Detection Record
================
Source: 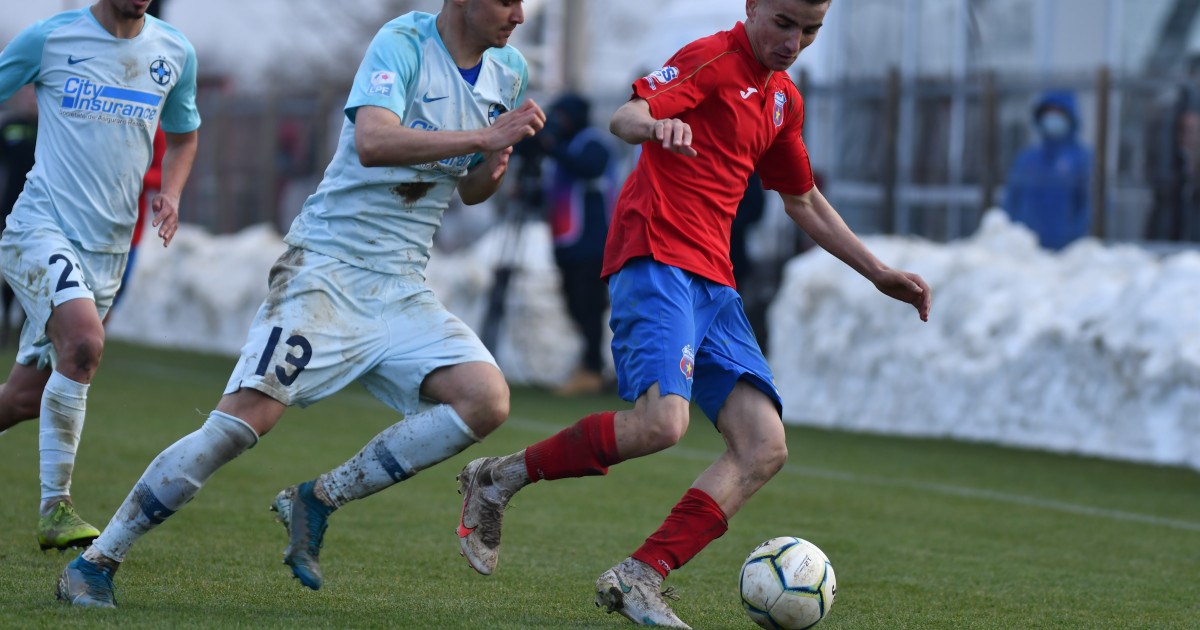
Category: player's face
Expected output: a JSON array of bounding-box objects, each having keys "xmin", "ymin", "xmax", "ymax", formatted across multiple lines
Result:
[
  {"xmin": 464, "ymin": 0, "xmax": 526, "ymax": 49},
  {"xmin": 103, "ymin": 0, "xmax": 152, "ymax": 20},
  {"xmin": 744, "ymin": 0, "xmax": 831, "ymax": 71}
]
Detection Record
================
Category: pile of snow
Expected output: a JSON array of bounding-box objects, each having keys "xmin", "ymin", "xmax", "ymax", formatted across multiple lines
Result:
[
  {"xmin": 107, "ymin": 211, "xmax": 1200, "ymax": 470},
  {"xmin": 106, "ymin": 224, "xmax": 288, "ymax": 356},
  {"xmin": 105, "ymin": 221, "xmax": 585, "ymax": 386},
  {"xmin": 769, "ymin": 210, "xmax": 1200, "ymax": 470}
]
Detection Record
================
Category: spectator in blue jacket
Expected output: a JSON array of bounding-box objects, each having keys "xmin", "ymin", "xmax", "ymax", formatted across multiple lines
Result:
[
  {"xmin": 540, "ymin": 93, "xmax": 619, "ymax": 395},
  {"xmin": 1004, "ymin": 90, "xmax": 1093, "ymax": 250}
]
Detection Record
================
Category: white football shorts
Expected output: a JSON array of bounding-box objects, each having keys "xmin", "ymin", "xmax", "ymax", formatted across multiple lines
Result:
[
  {"xmin": 0, "ymin": 223, "xmax": 126, "ymax": 370},
  {"xmin": 223, "ymin": 247, "xmax": 497, "ymax": 415}
]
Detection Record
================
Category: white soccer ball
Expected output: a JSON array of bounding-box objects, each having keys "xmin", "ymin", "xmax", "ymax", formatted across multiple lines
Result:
[{"xmin": 739, "ymin": 537, "xmax": 836, "ymax": 630}]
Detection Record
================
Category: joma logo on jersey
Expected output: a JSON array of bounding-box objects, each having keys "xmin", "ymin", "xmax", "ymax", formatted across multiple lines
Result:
[{"xmin": 60, "ymin": 77, "xmax": 161, "ymax": 120}]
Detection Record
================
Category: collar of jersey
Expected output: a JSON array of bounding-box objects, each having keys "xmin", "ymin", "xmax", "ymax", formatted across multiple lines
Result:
[{"xmin": 431, "ymin": 12, "xmax": 488, "ymax": 92}]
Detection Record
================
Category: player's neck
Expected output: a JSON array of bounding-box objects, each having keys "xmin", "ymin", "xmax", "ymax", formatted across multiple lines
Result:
[
  {"xmin": 435, "ymin": 11, "xmax": 486, "ymax": 70},
  {"xmin": 90, "ymin": 3, "xmax": 146, "ymax": 39}
]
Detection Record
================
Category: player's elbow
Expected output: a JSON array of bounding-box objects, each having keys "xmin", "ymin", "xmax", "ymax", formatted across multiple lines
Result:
[
  {"xmin": 457, "ymin": 180, "xmax": 490, "ymax": 206},
  {"xmin": 355, "ymin": 127, "xmax": 389, "ymax": 168},
  {"xmin": 458, "ymin": 190, "xmax": 485, "ymax": 206},
  {"xmin": 357, "ymin": 140, "xmax": 387, "ymax": 168},
  {"xmin": 608, "ymin": 110, "xmax": 640, "ymax": 145},
  {"xmin": 782, "ymin": 197, "xmax": 813, "ymax": 226}
]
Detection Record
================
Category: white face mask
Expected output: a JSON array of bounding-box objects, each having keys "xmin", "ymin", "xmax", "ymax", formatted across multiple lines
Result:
[{"xmin": 1039, "ymin": 110, "xmax": 1072, "ymax": 139}]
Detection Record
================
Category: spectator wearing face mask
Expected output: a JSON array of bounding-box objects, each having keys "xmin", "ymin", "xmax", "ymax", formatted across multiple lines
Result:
[{"xmin": 1003, "ymin": 90, "xmax": 1093, "ymax": 250}]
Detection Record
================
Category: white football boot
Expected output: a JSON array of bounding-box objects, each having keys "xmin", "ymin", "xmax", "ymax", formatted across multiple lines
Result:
[
  {"xmin": 456, "ymin": 457, "xmax": 514, "ymax": 575},
  {"xmin": 595, "ymin": 557, "xmax": 692, "ymax": 629}
]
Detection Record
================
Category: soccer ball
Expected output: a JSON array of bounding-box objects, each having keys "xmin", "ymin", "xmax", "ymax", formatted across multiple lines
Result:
[{"xmin": 739, "ymin": 537, "xmax": 836, "ymax": 630}]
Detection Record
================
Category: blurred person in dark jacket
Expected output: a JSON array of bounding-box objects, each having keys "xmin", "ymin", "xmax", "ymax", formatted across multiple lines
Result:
[
  {"xmin": 0, "ymin": 85, "xmax": 37, "ymax": 346},
  {"xmin": 1146, "ymin": 87, "xmax": 1200, "ymax": 242},
  {"xmin": 539, "ymin": 93, "xmax": 618, "ymax": 396},
  {"xmin": 1004, "ymin": 90, "xmax": 1092, "ymax": 250}
]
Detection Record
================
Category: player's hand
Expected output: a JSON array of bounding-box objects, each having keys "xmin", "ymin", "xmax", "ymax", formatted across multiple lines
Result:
[
  {"xmin": 872, "ymin": 269, "xmax": 931, "ymax": 322},
  {"xmin": 652, "ymin": 118, "xmax": 697, "ymax": 157},
  {"xmin": 483, "ymin": 146, "xmax": 514, "ymax": 181},
  {"xmin": 485, "ymin": 99, "xmax": 545, "ymax": 152},
  {"xmin": 151, "ymin": 192, "xmax": 180, "ymax": 247}
]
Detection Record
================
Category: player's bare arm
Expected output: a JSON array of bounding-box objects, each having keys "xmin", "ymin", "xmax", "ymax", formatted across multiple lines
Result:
[
  {"xmin": 458, "ymin": 146, "xmax": 514, "ymax": 205},
  {"xmin": 355, "ymin": 99, "xmax": 544, "ymax": 169},
  {"xmin": 782, "ymin": 186, "xmax": 931, "ymax": 321},
  {"xmin": 609, "ymin": 98, "xmax": 698, "ymax": 157},
  {"xmin": 153, "ymin": 129, "xmax": 198, "ymax": 248}
]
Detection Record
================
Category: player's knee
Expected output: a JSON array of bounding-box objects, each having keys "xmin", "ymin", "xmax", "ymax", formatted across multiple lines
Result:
[
  {"xmin": 460, "ymin": 380, "xmax": 509, "ymax": 437},
  {"xmin": 757, "ymin": 441, "xmax": 788, "ymax": 478},
  {"xmin": 61, "ymin": 332, "xmax": 105, "ymax": 376},
  {"xmin": 642, "ymin": 406, "xmax": 689, "ymax": 452}
]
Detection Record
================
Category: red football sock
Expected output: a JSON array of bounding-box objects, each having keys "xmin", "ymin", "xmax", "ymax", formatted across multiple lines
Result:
[
  {"xmin": 631, "ymin": 488, "xmax": 729, "ymax": 578},
  {"xmin": 525, "ymin": 411, "xmax": 622, "ymax": 481}
]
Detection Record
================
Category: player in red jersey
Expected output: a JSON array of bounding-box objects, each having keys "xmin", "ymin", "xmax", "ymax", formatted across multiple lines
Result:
[{"xmin": 457, "ymin": 1, "xmax": 930, "ymax": 626}]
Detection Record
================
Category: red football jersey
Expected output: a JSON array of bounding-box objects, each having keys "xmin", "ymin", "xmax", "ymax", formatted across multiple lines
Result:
[{"xmin": 602, "ymin": 21, "xmax": 815, "ymax": 288}]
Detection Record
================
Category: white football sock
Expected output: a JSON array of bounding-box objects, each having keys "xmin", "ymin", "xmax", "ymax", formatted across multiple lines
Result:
[
  {"xmin": 319, "ymin": 404, "xmax": 480, "ymax": 508},
  {"xmin": 89, "ymin": 411, "xmax": 258, "ymax": 563},
  {"xmin": 39, "ymin": 371, "xmax": 88, "ymax": 505}
]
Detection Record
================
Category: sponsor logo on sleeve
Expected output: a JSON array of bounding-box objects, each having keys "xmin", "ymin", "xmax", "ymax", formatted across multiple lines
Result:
[
  {"xmin": 643, "ymin": 66, "xmax": 679, "ymax": 91},
  {"xmin": 368, "ymin": 70, "xmax": 396, "ymax": 96}
]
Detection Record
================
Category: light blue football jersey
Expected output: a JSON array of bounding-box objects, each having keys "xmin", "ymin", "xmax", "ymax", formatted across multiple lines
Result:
[
  {"xmin": 284, "ymin": 11, "xmax": 529, "ymax": 278},
  {"xmin": 0, "ymin": 9, "xmax": 200, "ymax": 254}
]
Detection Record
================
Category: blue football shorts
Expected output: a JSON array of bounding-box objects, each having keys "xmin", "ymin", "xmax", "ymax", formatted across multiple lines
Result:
[
  {"xmin": 0, "ymin": 223, "xmax": 127, "ymax": 370},
  {"xmin": 607, "ymin": 257, "xmax": 782, "ymax": 423},
  {"xmin": 224, "ymin": 247, "xmax": 497, "ymax": 414}
]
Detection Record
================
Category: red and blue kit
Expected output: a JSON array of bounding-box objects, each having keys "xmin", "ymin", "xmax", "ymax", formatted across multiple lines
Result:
[
  {"xmin": 602, "ymin": 21, "xmax": 815, "ymax": 288},
  {"xmin": 517, "ymin": 22, "xmax": 817, "ymax": 585}
]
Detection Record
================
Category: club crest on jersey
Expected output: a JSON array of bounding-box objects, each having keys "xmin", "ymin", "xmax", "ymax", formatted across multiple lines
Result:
[
  {"xmin": 643, "ymin": 66, "xmax": 679, "ymax": 91},
  {"xmin": 149, "ymin": 58, "xmax": 172, "ymax": 86},
  {"xmin": 772, "ymin": 91, "xmax": 786, "ymax": 127},
  {"xmin": 679, "ymin": 344, "xmax": 695, "ymax": 381},
  {"xmin": 488, "ymin": 103, "xmax": 508, "ymax": 125},
  {"xmin": 368, "ymin": 70, "xmax": 395, "ymax": 96}
]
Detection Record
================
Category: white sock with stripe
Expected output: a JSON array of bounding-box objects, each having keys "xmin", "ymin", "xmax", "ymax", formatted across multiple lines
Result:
[
  {"xmin": 87, "ymin": 411, "xmax": 258, "ymax": 563},
  {"xmin": 319, "ymin": 404, "xmax": 480, "ymax": 508}
]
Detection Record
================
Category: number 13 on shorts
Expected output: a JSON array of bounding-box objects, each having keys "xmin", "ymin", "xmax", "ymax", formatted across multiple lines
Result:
[{"xmin": 254, "ymin": 326, "xmax": 313, "ymax": 386}]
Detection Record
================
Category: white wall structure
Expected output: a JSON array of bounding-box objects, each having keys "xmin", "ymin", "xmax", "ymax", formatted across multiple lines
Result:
[{"xmin": 769, "ymin": 210, "xmax": 1200, "ymax": 471}]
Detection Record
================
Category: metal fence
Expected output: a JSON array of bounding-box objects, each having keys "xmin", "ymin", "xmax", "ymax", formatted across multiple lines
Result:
[
  {"xmin": 173, "ymin": 69, "xmax": 1200, "ymax": 250},
  {"xmin": 802, "ymin": 68, "xmax": 1200, "ymax": 245}
]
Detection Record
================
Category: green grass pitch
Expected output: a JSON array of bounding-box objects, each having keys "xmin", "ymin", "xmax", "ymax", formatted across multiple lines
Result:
[{"xmin": 1, "ymin": 341, "xmax": 1198, "ymax": 629}]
